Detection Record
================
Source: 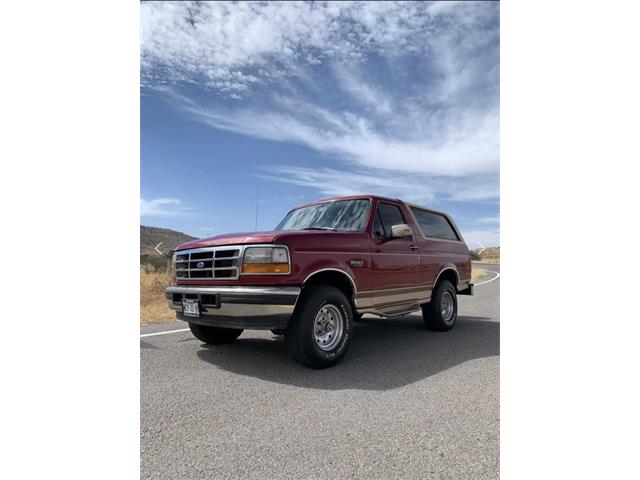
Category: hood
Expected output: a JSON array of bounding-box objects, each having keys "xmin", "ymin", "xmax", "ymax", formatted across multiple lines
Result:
[{"xmin": 176, "ymin": 231, "xmax": 280, "ymax": 251}]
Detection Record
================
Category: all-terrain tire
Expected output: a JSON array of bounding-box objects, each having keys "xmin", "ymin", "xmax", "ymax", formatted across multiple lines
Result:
[
  {"xmin": 285, "ymin": 285, "xmax": 353, "ymax": 369},
  {"xmin": 422, "ymin": 280, "xmax": 458, "ymax": 331},
  {"xmin": 189, "ymin": 323, "xmax": 243, "ymax": 344}
]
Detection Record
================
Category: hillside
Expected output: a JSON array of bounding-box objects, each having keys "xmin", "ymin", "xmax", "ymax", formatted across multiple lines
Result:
[
  {"xmin": 470, "ymin": 246, "xmax": 500, "ymax": 264},
  {"xmin": 140, "ymin": 225, "xmax": 197, "ymax": 256}
]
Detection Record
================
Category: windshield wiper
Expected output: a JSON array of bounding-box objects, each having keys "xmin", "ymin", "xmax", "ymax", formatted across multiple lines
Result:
[{"xmin": 301, "ymin": 227, "xmax": 336, "ymax": 231}]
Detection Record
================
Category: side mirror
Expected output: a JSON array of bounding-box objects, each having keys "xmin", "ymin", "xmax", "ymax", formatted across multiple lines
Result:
[{"xmin": 390, "ymin": 224, "xmax": 412, "ymax": 239}]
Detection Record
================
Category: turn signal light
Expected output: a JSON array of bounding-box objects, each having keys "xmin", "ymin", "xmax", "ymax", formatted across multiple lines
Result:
[{"xmin": 241, "ymin": 263, "xmax": 290, "ymax": 274}]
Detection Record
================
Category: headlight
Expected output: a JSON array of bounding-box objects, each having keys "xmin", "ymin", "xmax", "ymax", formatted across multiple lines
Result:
[{"xmin": 241, "ymin": 246, "xmax": 290, "ymax": 274}]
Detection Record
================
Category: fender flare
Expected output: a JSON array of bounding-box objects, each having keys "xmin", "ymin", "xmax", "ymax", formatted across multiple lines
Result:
[
  {"xmin": 302, "ymin": 268, "xmax": 358, "ymax": 295},
  {"xmin": 433, "ymin": 266, "xmax": 459, "ymax": 289}
]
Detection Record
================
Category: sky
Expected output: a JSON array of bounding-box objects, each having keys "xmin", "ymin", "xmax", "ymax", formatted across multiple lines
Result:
[{"xmin": 140, "ymin": 1, "xmax": 500, "ymax": 247}]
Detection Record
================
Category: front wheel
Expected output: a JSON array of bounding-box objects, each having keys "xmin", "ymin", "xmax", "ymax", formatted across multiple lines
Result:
[
  {"xmin": 285, "ymin": 285, "xmax": 353, "ymax": 369},
  {"xmin": 189, "ymin": 323, "xmax": 243, "ymax": 344},
  {"xmin": 422, "ymin": 280, "xmax": 458, "ymax": 331}
]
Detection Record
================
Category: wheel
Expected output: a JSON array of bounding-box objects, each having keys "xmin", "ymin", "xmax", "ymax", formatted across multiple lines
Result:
[
  {"xmin": 270, "ymin": 328, "xmax": 286, "ymax": 336},
  {"xmin": 422, "ymin": 280, "xmax": 458, "ymax": 331},
  {"xmin": 285, "ymin": 285, "xmax": 354, "ymax": 368},
  {"xmin": 189, "ymin": 323, "xmax": 243, "ymax": 344}
]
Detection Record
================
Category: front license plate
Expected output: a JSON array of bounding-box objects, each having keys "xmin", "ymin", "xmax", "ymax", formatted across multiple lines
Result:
[{"xmin": 182, "ymin": 299, "xmax": 200, "ymax": 318}]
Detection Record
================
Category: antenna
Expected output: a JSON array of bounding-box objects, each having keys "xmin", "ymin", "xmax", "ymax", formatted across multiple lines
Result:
[{"xmin": 254, "ymin": 182, "xmax": 260, "ymax": 231}]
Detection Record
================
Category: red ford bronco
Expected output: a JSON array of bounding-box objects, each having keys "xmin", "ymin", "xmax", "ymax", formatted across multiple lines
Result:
[{"xmin": 166, "ymin": 195, "xmax": 473, "ymax": 368}]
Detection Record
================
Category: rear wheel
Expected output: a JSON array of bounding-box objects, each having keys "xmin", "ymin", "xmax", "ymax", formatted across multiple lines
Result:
[
  {"xmin": 285, "ymin": 285, "xmax": 353, "ymax": 368},
  {"xmin": 189, "ymin": 323, "xmax": 243, "ymax": 344},
  {"xmin": 422, "ymin": 280, "xmax": 457, "ymax": 331}
]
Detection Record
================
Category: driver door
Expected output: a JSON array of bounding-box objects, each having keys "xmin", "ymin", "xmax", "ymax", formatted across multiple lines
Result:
[{"xmin": 370, "ymin": 201, "xmax": 423, "ymax": 311}]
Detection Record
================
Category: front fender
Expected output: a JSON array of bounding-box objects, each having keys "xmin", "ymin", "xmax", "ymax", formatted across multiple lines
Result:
[{"xmin": 297, "ymin": 259, "xmax": 358, "ymax": 291}]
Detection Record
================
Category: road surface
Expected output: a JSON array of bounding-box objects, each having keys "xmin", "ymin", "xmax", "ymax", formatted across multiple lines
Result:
[{"xmin": 141, "ymin": 265, "xmax": 500, "ymax": 479}]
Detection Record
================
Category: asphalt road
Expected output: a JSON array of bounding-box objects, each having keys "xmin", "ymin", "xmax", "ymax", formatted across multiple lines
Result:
[{"xmin": 141, "ymin": 265, "xmax": 500, "ymax": 479}]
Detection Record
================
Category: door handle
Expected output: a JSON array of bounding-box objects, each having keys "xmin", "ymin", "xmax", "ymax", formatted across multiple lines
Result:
[{"xmin": 409, "ymin": 245, "xmax": 419, "ymax": 251}]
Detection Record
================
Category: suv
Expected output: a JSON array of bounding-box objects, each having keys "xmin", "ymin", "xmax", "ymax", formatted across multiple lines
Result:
[{"xmin": 166, "ymin": 195, "xmax": 473, "ymax": 368}]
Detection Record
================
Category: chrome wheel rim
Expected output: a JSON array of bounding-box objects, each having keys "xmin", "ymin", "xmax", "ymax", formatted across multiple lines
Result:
[
  {"xmin": 441, "ymin": 291, "xmax": 454, "ymax": 323},
  {"xmin": 313, "ymin": 304, "xmax": 344, "ymax": 351}
]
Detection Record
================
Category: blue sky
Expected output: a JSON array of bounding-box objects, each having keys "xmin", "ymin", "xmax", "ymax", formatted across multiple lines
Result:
[{"xmin": 141, "ymin": 1, "xmax": 499, "ymax": 246}]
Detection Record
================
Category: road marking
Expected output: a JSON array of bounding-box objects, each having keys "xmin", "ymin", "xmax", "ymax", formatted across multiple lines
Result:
[
  {"xmin": 140, "ymin": 328, "xmax": 190, "ymax": 338},
  {"xmin": 474, "ymin": 270, "xmax": 500, "ymax": 286}
]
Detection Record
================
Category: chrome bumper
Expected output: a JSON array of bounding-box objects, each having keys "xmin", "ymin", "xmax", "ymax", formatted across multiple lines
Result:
[{"xmin": 165, "ymin": 285, "xmax": 300, "ymax": 330}]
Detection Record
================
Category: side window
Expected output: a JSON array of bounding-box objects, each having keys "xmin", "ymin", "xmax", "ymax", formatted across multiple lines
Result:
[
  {"xmin": 410, "ymin": 207, "xmax": 459, "ymax": 241},
  {"xmin": 376, "ymin": 203, "xmax": 405, "ymax": 238}
]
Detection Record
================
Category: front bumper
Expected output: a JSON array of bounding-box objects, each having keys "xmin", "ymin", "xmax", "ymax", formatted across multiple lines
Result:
[{"xmin": 165, "ymin": 285, "xmax": 300, "ymax": 330}]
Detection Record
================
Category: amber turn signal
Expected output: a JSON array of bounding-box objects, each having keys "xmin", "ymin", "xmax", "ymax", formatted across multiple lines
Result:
[{"xmin": 241, "ymin": 263, "xmax": 289, "ymax": 274}]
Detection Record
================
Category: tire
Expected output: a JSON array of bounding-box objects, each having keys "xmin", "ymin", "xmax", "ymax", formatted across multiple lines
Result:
[
  {"xmin": 270, "ymin": 328, "xmax": 286, "ymax": 336},
  {"xmin": 422, "ymin": 280, "xmax": 458, "ymax": 331},
  {"xmin": 189, "ymin": 323, "xmax": 243, "ymax": 345},
  {"xmin": 285, "ymin": 285, "xmax": 354, "ymax": 369}
]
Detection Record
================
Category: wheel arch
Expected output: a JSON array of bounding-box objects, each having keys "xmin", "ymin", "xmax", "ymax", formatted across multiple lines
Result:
[
  {"xmin": 302, "ymin": 268, "xmax": 357, "ymax": 308},
  {"xmin": 433, "ymin": 266, "xmax": 459, "ymax": 290}
]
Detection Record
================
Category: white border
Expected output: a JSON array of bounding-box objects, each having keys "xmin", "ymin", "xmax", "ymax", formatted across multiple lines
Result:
[
  {"xmin": 502, "ymin": 1, "xmax": 640, "ymax": 478},
  {"xmin": 2, "ymin": 1, "xmax": 139, "ymax": 477}
]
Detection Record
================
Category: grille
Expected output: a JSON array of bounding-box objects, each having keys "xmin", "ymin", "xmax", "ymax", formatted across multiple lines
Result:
[{"xmin": 175, "ymin": 247, "xmax": 242, "ymax": 280}]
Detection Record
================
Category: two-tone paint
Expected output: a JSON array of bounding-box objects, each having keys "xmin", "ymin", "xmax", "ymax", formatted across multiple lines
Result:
[{"xmin": 172, "ymin": 195, "xmax": 471, "ymax": 318}]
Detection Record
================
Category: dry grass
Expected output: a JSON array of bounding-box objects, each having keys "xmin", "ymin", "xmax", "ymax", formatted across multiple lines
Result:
[
  {"xmin": 140, "ymin": 267, "xmax": 176, "ymax": 325},
  {"xmin": 471, "ymin": 267, "xmax": 488, "ymax": 282}
]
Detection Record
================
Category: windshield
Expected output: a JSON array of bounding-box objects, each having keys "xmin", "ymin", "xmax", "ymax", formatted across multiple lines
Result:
[{"xmin": 275, "ymin": 199, "xmax": 371, "ymax": 232}]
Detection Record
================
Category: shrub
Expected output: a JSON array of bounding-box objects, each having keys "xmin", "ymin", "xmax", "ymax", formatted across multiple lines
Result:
[
  {"xmin": 140, "ymin": 253, "xmax": 172, "ymax": 272},
  {"xmin": 470, "ymin": 250, "xmax": 482, "ymax": 261}
]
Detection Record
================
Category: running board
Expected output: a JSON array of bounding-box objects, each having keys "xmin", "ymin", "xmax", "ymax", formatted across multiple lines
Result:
[{"xmin": 357, "ymin": 302, "xmax": 423, "ymax": 318}]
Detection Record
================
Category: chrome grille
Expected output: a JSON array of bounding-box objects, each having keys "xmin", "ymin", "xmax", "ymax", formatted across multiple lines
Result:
[{"xmin": 175, "ymin": 246, "xmax": 242, "ymax": 280}]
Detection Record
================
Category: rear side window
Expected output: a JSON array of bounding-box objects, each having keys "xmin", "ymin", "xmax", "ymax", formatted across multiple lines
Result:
[
  {"xmin": 410, "ymin": 207, "xmax": 460, "ymax": 241},
  {"xmin": 376, "ymin": 203, "xmax": 405, "ymax": 237}
]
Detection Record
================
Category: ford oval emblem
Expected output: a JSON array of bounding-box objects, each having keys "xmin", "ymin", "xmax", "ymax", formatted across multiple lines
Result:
[{"xmin": 196, "ymin": 261, "xmax": 205, "ymax": 268}]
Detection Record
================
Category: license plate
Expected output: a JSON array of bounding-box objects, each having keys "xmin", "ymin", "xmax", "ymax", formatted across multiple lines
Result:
[{"xmin": 182, "ymin": 299, "xmax": 200, "ymax": 318}]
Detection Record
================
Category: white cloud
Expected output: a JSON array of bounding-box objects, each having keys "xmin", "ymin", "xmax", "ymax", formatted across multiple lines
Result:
[
  {"xmin": 140, "ymin": 197, "xmax": 191, "ymax": 216},
  {"xmin": 460, "ymin": 229, "xmax": 500, "ymax": 248},
  {"xmin": 141, "ymin": 2, "xmax": 499, "ymax": 202},
  {"xmin": 171, "ymin": 91, "xmax": 499, "ymax": 178},
  {"xmin": 477, "ymin": 215, "xmax": 500, "ymax": 224},
  {"xmin": 259, "ymin": 165, "xmax": 498, "ymax": 204},
  {"xmin": 261, "ymin": 166, "xmax": 434, "ymax": 202},
  {"xmin": 142, "ymin": 2, "xmax": 492, "ymax": 89},
  {"xmin": 331, "ymin": 64, "xmax": 393, "ymax": 115}
]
